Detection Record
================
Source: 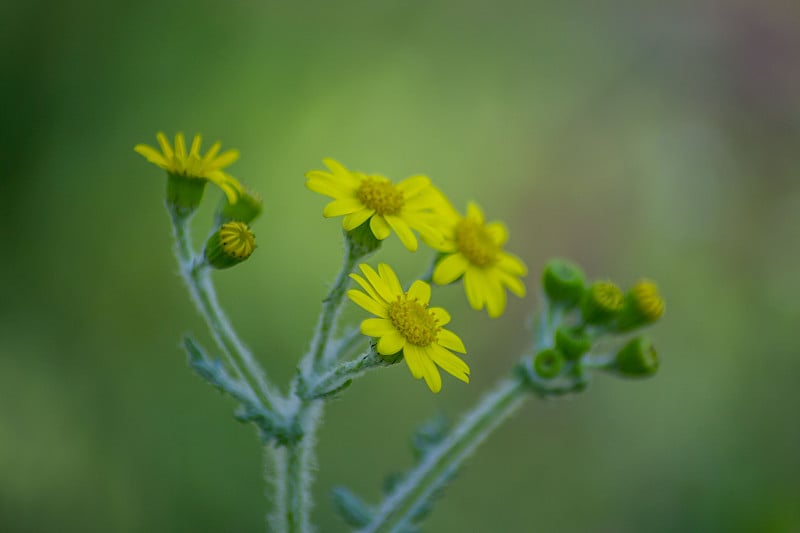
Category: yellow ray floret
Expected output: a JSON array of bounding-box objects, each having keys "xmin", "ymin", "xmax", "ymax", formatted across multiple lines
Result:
[
  {"xmin": 432, "ymin": 202, "xmax": 528, "ymax": 318},
  {"xmin": 305, "ymin": 159, "xmax": 450, "ymax": 252},
  {"xmin": 135, "ymin": 132, "xmax": 244, "ymax": 203},
  {"xmin": 347, "ymin": 262, "xmax": 469, "ymax": 393}
]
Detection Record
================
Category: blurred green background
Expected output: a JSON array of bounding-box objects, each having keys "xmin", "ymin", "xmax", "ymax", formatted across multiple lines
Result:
[{"xmin": 2, "ymin": 0, "xmax": 799, "ymax": 531}]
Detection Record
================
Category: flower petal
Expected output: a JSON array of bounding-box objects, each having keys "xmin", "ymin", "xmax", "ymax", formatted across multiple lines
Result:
[
  {"xmin": 464, "ymin": 268, "xmax": 486, "ymax": 311},
  {"xmin": 306, "ymin": 176, "xmax": 353, "ymax": 199},
  {"xmin": 429, "ymin": 307, "xmax": 451, "ymax": 326},
  {"xmin": 323, "ymin": 158, "xmax": 361, "ymax": 187},
  {"xmin": 485, "ymin": 222, "xmax": 509, "ymax": 246},
  {"xmin": 134, "ymin": 144, "xmax": 167, "ymax": 168},
  {"xmin": 211, "ymin": 149, "xmax": 239, "ymax": 169},
  {"xmin": 190, "ymin": 134, "xmax": 202, "ymax": 158},
  {"xmin": 202, "ymin": 141, "xmax": 221, "ymax": 164},
  {"xmin": 323, "ymin": 198, "xmax": 364, "ymax": 217},
  {"xmin": 437, "ymin": 329, "xmax": 466, "ymax": 353},
  {"xmin": 370, "ymin": 215, "xmax": 391, "ymax": 239},
  {"xmin": 343, "ymin": 208, "xmax": 375, "ymax": 231},
  {"xmin": 497, "ymin": 269, "xmax": 526, "ymax": 298},
  {"xmin": 348, "ymin": 290, "xmax": 388, "ymax": 317},
  {"xmin": 377, "ymin": 331, "xmax": 406, "ymax": 355},
  {"xmin": 396, "ymin": 175, "xmax": 430, "ymax": 197},
  {"xmin": 361, "ymin": 318, "xmax": 395, "ymax": 337},
  {"xmin": 402, "ymin": 343, "xmax": 425, "ymax": 380},
  {"xmin": 174, "ymin": 132, "xmax": 187, "ymax": 160},
  {"xmin": 429, "ymin": 343, "xmax": 469, "ymax": 382},
  {"xmin": 418, "ymin": 346, "xmax": 443, "ymax": 393},
  {"xmin": 349, "ymin": 273, "xmax": 385, "ymax": 304},
  {"xmin": 484, "ymin": 274, "xmax": 507, "ymax": 318},
  {"xmin": 407, "ymin": 280, "xmax": 431, "ymax": 306},
  {"xmin": 156, "ymin": 132, "xmax": 173, "ymax": 159},
  {"xmin": 378, "ymin": 263, "xmax": 404, "ymax": 297},
  {"xmin": 385, "ymin": 215, "xmax": 418, "ymax": 251},
  {"xmin": 433, "ymin": 253, "xmax": 469, "ymax": 285},
  {"xmin": 497, "ymin": 252, "xmax": 528, "ymax": 276},
  {"xmin": 359, "ymin": 264, "xmax": 395, "ymax": 302},
  {"xmin": 465, "ymin": 201, "xmax": 485, "ymax": 224}
]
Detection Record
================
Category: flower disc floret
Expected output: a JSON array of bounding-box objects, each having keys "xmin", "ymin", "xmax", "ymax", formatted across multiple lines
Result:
[
  {"xmin": 305, "ymin": 159, "xmax": 449, "ymax": 252},
  {"xmin": 135, "ymin": 131, "xmax": 244, "ymax": 203},
  {"xmin": 432, "ymin": 202, "xmax": 527, "ymax": 318},
  {"xmin": 631, "ymin": 279, "xmax": 665, "ymax": 321},
  {"xmin": 347, "ymin": 263, "xmax": 469, "ymax": 393},
  {"xmin": 219, "ymin": 221, "xmax": 256, "ymax": 259}
]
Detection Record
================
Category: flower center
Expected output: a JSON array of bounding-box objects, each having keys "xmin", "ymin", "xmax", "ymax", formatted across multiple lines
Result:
[
  {"xmin": 388, "ymin": 297, "xmax": 439, "ymax": 346},
  {"xmin": 357, "ymin": 178, "xmax": 404, "ymax": 216},
  {"xmin": 632, "ymin": 280, "xmax": 665, "ymax": 320},
  {"xmin": 591, "ymin": 282, "xmax": 624, "ymax": 312},
  {"xmin": 219, "ymin": 221, "xmax": 256, "ymax": 259},
  {"xmin": 455, "ymin": 219, "xmax": 500, "ymax": 267}
]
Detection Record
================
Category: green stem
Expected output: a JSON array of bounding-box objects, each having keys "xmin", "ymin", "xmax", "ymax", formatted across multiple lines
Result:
[
  {"xmin": 362, "ymin": 376, "xmax": 528, "ymax": 533},
  {"xmin": 305, "ymin": 349, "xmax": 385, "ymax": 399},
  {"xmin": 170, "ymin": 209, "xmax": 281, "ymax": 410},
  {"xmin": 283, "ymin": 402, "xmax": 322, "ymax": 532}
]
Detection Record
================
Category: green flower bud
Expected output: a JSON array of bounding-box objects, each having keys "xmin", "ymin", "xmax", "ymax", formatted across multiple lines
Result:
[
  {"xmin": 541, "ymin": 258, "xmax": 586, "ymax": 308},
  {"xmin": 204, "ymin": 221, "xmax": 256, "ymax": 269},
  {"xmin": 581, "ymin": 280, "xmax": 624, "ymax": 324},
  {"xmin": 346, "ymin": 220, "xmax": 383, "ymax": 258},
  {"xmin": 554, "ymin": 326, "xmax": 592, "ymax": 360},
  {"xmin": 615, "ymin": 336, "xmax": 659, "ymax": 377},
  {"xmin": 533, "ymin": 348, "xmax": 565, "ymax": 379},
  {"xmin": 216, "ymin": 187, "xmax": 263, "ymax": 224},
  {"xmin": 167, "ymin": 173, "xmax": 206, "ymax": 217},
  {"xmin": 616, "ymin": 279, "xmax": 666, "ymax": 331}
]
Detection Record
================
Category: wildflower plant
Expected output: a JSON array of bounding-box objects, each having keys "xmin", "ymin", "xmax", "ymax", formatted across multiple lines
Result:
[{"xmin": 135, "ymin": 134, "xmax": 666, "ymax": 532}]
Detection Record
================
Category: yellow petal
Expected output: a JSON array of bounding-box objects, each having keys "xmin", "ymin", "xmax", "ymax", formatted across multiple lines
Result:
[
  {"xmin": 437, "ymin": 329, "xmax": 466, "ymax": 353},
  {"xmin": 377, "ymin": 331, "xmax": 406, "ymax": 355},
  {"xmin": 348, "ymin": 290, "xmax": 388, "ymax": 317},
  {"xmin": 429, "ymin": 307, "xmax": 451, "ymax": 326},
  {"xmin": 369, "ymin": 215, "xmax": 391, "ymax": 240},
  {"xmin": 485, "ymin": 222, "xmax": 509, "ymax": 246},
  {"xmin": 349, "ymin": 273, "xmax": 385, "ymax": 304},
  {"xmin": 323, "ymin": 198, "xmax": 363, "ymax": 217},
  {"xmin": 497, "ymin": 269, "xmax": 526, "ymax": 298},
  {"xmin": 464, "ymin": 268, "xmax": 486, "ymax": 311},
  {"xmin": 385, "ymin": 215, "xmax": 418, "ymax": 252},
  {"xmin": 174, "ymin": 132, "xmax": 187, "ymax": 160},
  {"xmin": 402, "ymin": 344, "xmax": 425, "ymax": 380},
  {"xmin": 156, "ymin": 132, "xmax": 173, "ymax": 160},
  {"xmin": 433, "ymin": 253, "xmax": 469, "ymax": 285},
  {"xmin": 134, "ymin": 144, "xmax": 167, "ymax": 168},
  {"xmin": 306, "ymin": 176, "xmax": 352, "ymax": 199},
  {"xmin": 359, "ymin": 264, "xmax": 395, "ymax": 303},
  {"xmin": 418, "ymin": 346, "xmax": 442, "ymax": 393},
  {"xmin": 190, "ymin": 134, "xmax": 202, "ymax": 158},
  {"xmin": 407, "ymin": 280, "xmax": 431, "ymax": 306},
  {"xmin": 211, "ymin": 149, "xmax": 239, "ymax": 169},
  {"xmin": 429, "ymin": 343, "xmax": 469, "ymax": 383},
  {"xmin": 378, "ymin": 263, "xmax": 404, "ymax": 297},
  {"xmin": 484, "ymin": 276, "xmax": 507, "ymax": 318},
  {"xmin": 343, "ymin": 208, "xmax": 375, "ymax": 231},
  {"xmin": 202, "ymin": 141, "xmax": 221, "ymax": 164},
  {"xmin": 497, "ymin": 252, "xmax": 528, "ymax": 276},
  {"xmin": 361, "ymin": 318, "xmax": 395, "ymax": 337},
  {"xmin": 322, "ymin": 158, "xmax": 361, "ymax": 187},
  {"xmin": 465, "ymin": 201, "xmax": 485, "ymax": 224},
  {"xmin": 396, "ymin": 175, "xmax": 430, "ymax": 197}
]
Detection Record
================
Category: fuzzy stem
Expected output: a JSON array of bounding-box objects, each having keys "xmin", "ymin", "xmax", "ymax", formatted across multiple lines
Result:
[
  {"xmin": 283, "ymin": 402, "xmax": 323, "ymax": 532},
  {"xmin": 169, "ymin": 208, "xmax": 281, "ymax": 410},
  {"xmin": 305, "ymin": 349, "xmax": 385, "ymax": 399},
  {"xmin": 361, "ymin": 376, "xmax": 528, "ymax": 533}
]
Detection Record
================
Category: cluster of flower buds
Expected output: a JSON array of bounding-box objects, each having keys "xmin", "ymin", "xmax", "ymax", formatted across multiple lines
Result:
[{"xmin": 533, "ymin": 258, "xmax": 665, "ymax": 380}]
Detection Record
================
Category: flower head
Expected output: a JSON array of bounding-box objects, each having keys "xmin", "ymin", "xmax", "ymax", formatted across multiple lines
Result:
[
  {"xmin": 204, "ymin": 221, "xmax": 256, "ymax": 269},
  {"xmin": 135, "ymin": 132, "xmax": 244, "ymax": 203},
  {"xmin": 432, "ymin": 202, "xmax": 527, "ymax": 317},
  {"xmin": 305, "ymin": 159, "xmax": 448, "ymax": 252},
  {"xmin": 347, "ymin": 263, "xmax": 469, "ymax": 393}
]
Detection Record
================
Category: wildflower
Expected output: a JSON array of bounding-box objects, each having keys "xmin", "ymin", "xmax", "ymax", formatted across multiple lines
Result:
[
  {"xmin": 135, "ymin": 132, "xmax": 244, "ymax": 204},
  {"xmin": 347, "ymin": 263, "xmax": 469, "ymax": 393},
  {"xmin": 305, "ymin": 159, "xmax": 447, "ymax": 252},
  {"xmin": 432, "ymin": 202, "xmax": 527, "ymax": 318},
  {"xmin": 581, "ymin": 281, "xmax": 624, "ymax": 324}
]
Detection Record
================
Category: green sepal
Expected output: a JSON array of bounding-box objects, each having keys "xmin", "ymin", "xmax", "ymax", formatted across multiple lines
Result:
[
  {"xmin": 331, "ymin": 487, "xmax": 374, "ymax": 528},
  {"xmin": 615, "ymin": 336, "xmax": 659, "ymax": 377},
  {"xmin": 346, "ymin": 219, "xmax": 383, "ymax": 258},
  {"xmin": 580, "ymin": 281, "xmax": 624, "ymax": 324},
  {"xmin": 533, "ymin": 348, "xmax": 565, "ymax": 378},
  {"xmin": 542, "ymin": 258, "xmax": 586, "ymax": 308},
  {"xmin": 554, "ymin": 326, "xmax": 592, "ymax": 360},
  {"xmin": 216, "ymin": 188, "xmax": 263, "ymax": 224},
  {"xmin": 166, "ymin": 173, "xmax": 206, "ymax": 217}
]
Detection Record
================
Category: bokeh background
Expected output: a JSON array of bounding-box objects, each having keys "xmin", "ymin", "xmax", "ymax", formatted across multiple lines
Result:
[{"xmin": 2, "ymin": 0, "xmax": 799, "ymax": 531}]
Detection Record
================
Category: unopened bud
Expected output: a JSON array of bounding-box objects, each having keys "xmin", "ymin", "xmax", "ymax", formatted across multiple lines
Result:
[{"xmin": 204, "ymin": 221, "xmax": 256, "ymax": 269}]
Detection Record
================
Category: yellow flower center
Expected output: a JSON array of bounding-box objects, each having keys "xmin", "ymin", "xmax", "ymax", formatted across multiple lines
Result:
[
  {"xmin": 632, "ymin": 280, "xmax": 665, "ymax": 320},
  {"xmin": 219, "ymin": 221, "xmax": 256, "ymax": 259},
  {"xmin": 357, "ymin": 178, "xmax": 404, "ymax": 216},
  {"xmin": 591, "ymin": 282, "xmax": 624, "ymax": 312},
  {"xmin": 455, "ymin": 219, "xmax": 500, "ymax": 267},
  {"xmin": 388, "ymin": 297, "xmax": 440, "ymax": 346}
]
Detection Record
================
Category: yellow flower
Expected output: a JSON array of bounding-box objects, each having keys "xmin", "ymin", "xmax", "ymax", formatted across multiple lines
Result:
[
  {"xmin": 305, "ymin": 159, "xmax": 447, "ymax": 252},
  {"xmin": 135, "ymin": 132, "xmax": 244, "ymax": 203},
  {"xmin": 347, "ymin": 263, "xmax": 469, "ymax": 393},
  {"xmin": 432, "ymin": 202, "xmax": 527, "ymax": 318}
]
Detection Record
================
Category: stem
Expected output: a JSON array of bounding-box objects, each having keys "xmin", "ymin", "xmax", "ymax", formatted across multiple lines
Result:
[
  {"xmin": 305, "ymin": 349, "xmax": 385, "ymax": 399},
  {"xmin": 362, "ymin": 377, "xmax": 528, "ymax": 533},
  {"xmin": 170, "ymin": 209, "xmax": 281, "ymax": 410},
  {"xmin": 284, "ymin": 402, "xmax": 323, "ymax": 532}
]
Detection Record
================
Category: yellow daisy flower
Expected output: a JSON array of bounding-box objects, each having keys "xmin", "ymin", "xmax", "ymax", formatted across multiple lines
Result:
[
  {"xmin": 432, "ymin": 202, "xmax": 527, "ymax": 318},
  {"xmin": 135, "ymin": 132, "xmax": 244, "ymax": 203},
  {"xmin": 347, "ymin": 263, "xmax": 469, "ymax": 393},
  {"xmin": 305, "ymin": 159, "xmax": 447, "ymax": 252}
]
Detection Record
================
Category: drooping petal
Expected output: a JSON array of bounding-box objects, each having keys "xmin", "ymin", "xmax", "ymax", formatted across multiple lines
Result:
[
  {"xmin": 377, "ymin": 331, "xmax": 406, "ymax": 355},
  {"xmin": 402, "ymin": 343, "xmax": 425, "ymax": 379},
  {"xmin": 407, "ymin": 280, "xmax": 431, "ymax": 306},
  {"xmin": 433, "ymin": 253, "xmax": 469, "ymax": 285},
  {"xmin": 437, "ymin": 329, "xmax": 466, "ymax": 353},
  {"xmin": 369, "ymin": 215, "xmax": 392, "ymax": 240},
  {"xmin": 361, "ymin": 318, "xmax": 395, "ymax": 337},
  {"xmin": 348, "ymin": 290, "xmax": 388, "ymax": 317},
  {"xmin": 323, "ymin": 198, "xmax": 363, "ymax": 217},
  {"xmin": 484, "ymin": 274, "xmax": 507, "ymax": 318},
  {"xmin": 463, "ymin": 268, "xmax": 486, "ymax": 311},
  {"xmin": 343, "ymin": 208, "xmax": 375, "ymax": 231},
  {"xmin": 429, "ymin": 343, "xmax": 470, "ymax": 383},
  {"xmin": 418, "ymin": 346, "xmax": 442, "ymax": 393},
  {"xmin": 429, "ymin": 307, "xmax": 451, "ymax": 326},
  {"xmin": 385, "ymin": 215, "xmax": 418, "ymax": 252},
  {"xmin": 378, "ymin": 263, "xmax": 404, "ymax": 297}
]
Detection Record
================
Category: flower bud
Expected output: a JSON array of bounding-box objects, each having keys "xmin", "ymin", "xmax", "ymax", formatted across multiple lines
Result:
[
  {"xmin": 581, "ymin": 281, "xmax": 624, "ymax": 324},
  {"xmin": 615, "ymin": 336, "xmax": 659, "ymax": 377},
  {"xmin": 533, "ymin": 348, "xmax": 565, "ymax": 379},
  {"xmin": 167, "ymin": 173, "xmax": 206, "ymax": 217},
  {"xmin": 204, "ymin": 221, "xmax": 256, "ymax": 269},
  {"xmin": 554, "ymin": 326, "xmax": 592, "ymax": 360},
  {"xmin": 216, "ymin": 188, "xmax": 263, "ymax": 224},
  {"xmin": 541, "ymin": 258, "xmax": 586, "ymax": 308},
  {"xmin": 616, "ymin": 279, "xmax": 665, "ymax": 331}
]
